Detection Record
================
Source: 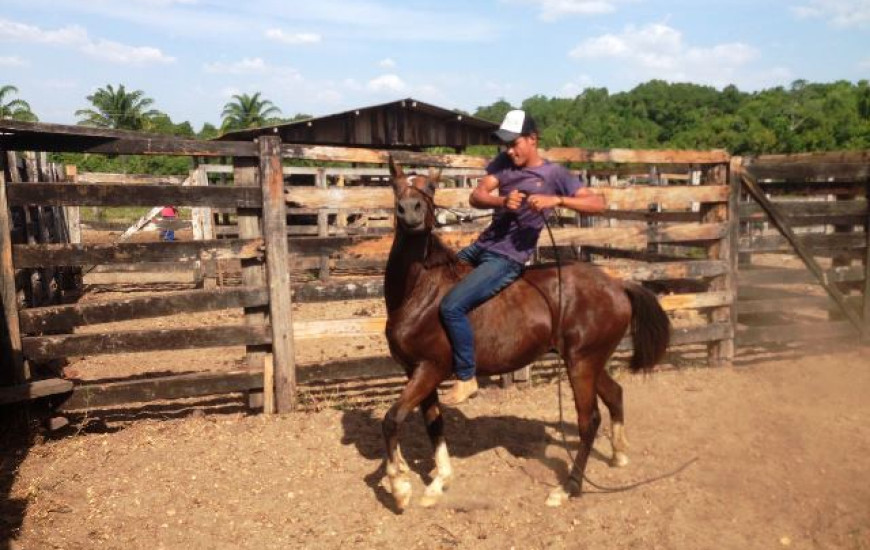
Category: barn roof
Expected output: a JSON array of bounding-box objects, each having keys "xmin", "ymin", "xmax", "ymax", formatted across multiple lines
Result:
[{"xmin": 216, "ymin": 98, "xmax": 499, "ymax": 150}]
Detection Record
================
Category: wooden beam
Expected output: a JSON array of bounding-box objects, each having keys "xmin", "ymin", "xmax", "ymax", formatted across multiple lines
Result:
[
  {"xmin": 22, "ymin": 324, "xmax": 271, "ymax": 361},
  {"xmin": 736, "ymin": 321, "xmax": 855, "ymax": 346},
  {"xmin": 741, "ymin": 172, "xmax": 864, "ymax": 334},
  {"xmin": 59, "ymin": 370, "xmax": 262, "ymax": 411},
  {"xmin": 0, "ymin": 378, "xmax": 73, "ymax": 405},
  {"xmin": 260, "ymin": 136, "xmax": 297, "ymax": 412},
  {"xmin": 0, "ymin": 171, "xmax": 27, "ymax": 383},
  {"xmin": 19, "ymin": 286, "xmax": 269, "ymax": 334},
  {"xmin": 737, "ymin": 232, "xmax": 866, "ymax": 253},
  {"xmin": 12, "ymin": 238, "xmax": 264, "ymax": 268},
  {"xmin": 543, "ymin": 148, "xmax": 730, "ymax": 164},
  {"xmin": 6, "ymin": 182, "xmax": 262, "ymax": 208}
]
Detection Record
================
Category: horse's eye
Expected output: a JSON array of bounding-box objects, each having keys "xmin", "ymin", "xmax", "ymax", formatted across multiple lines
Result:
[
  {"xmin": 414, "ymin": 202, "xmax": 421, "ymax": 211},
  {"xmin": 398, "ymin": 204, "xmax": 405, "ymax": 214}
]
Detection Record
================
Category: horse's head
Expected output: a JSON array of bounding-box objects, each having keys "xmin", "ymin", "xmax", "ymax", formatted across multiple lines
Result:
[{"xmin": 388, "ymin": 156, "xmax": 442, "ymax": 234}]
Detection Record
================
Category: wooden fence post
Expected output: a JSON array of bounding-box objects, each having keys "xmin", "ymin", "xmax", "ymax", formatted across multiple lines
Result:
[
  {"xmin": 234, "ymin": 154, "xmax": 269, "ymax": 409},
  {"xmin": 864, "ymin": 180, "xmax": 870, "ymax": 341},
  {"xmin": 259, "ymin": 136, "xmax": 296, "ymax": 412},
  {"xmin": 703, "ymin": 161, "xmax": 736, "ymax": 366},
  {"xmin": 0, "ymin": 172, "xmax": 27, "ymax": 384}
]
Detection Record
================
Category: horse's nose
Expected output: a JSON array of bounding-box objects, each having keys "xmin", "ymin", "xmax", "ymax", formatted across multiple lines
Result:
[{"xmin": 398, "ymin": 197, "xmax": 425, "ymax": 225}]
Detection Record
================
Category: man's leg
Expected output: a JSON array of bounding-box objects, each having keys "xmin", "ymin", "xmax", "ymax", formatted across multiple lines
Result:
[{"xmin": 439, "ymin": 253, "xmax": 522, "ymax": 404}]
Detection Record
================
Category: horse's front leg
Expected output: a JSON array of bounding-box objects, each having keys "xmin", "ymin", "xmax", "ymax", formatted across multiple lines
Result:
[
  {"xmin": 382, "ymin": 363, "xmax": 443, "ymax": 512},
  {"xmin": 419, "ymin": 391, "xmax": 453, "ymax": 507},
  {"xmin": 547, "ymin": 356, "xmax": 603, "ymax": 507}
]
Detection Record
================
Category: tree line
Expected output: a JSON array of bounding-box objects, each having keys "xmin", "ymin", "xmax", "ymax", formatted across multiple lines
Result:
[{"xmin": 1, "ymin": 79, "xmax": 869, "ymax": 174}]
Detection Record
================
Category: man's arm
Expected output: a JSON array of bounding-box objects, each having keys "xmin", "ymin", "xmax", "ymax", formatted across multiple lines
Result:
[
  {"xmin": 470, "ymin": 174, "xmax": 523, "ymax": 211},
  {"xmin": 527, "ymin": 187, "xmax": 605, "ymax": 214}
]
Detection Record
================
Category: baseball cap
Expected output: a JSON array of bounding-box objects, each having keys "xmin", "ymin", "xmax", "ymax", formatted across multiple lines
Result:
[{"xmin": 493, "ymin": 109, "xmax": 538, "ymax": 143}]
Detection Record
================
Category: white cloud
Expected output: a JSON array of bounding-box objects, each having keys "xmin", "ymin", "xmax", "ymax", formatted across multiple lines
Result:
[
  {"xmin": 504, "ymin": 0, "xmax": 633, "ymax": 21},
  {"xmin": 859, "ymin": 58, "xmax": 870, "ymax": 69},
  {"xmin": 791, "ymin": 0, "xmax": 870, "ymax": 28},
  {"xmin": 569, "ymin": 23, "xmax": 759, "ymax": 86},
  {"xmin": 0, "ymin": 17, "xmax": 174, "ymax": 64},
  {"xmin": 367, "ymin": 73, "xmax": 407, "ymax": 93},
  {"xmin": 265, "ymin": 28, "xmax": 321, "ymax": 44},
  {"xmin": 0, "ymin": 55, "xmax": 27, "ymax": 67},
  {"xmin": 378, "ymin": 58, "xmax": 396, "ymax": 69},
  {"xmin": 204, "ymin": 57, "xmax": 271, "ymax": 74}
]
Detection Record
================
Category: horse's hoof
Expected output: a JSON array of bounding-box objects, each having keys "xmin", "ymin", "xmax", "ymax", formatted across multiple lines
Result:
[
  {"xmin": 611, "ymin": 452, "xmax": 630, "ymax": 468},
  {"xmin": 392, "ymin": 477, "xmax": 413, "ymax": 511},
  {"xmin": 545, "ymin": 487, "xmax": 569, "ymax": 508},
  {"xmin": 419, "ymin": 489, "xmax": 441, "ymax": 508}
]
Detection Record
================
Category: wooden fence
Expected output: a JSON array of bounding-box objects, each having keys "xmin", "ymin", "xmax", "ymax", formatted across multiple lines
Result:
[
  {"xmin": 0, "ymin": 122, "xmax": 750, "ymax": 413},
  {"xmin": 733, "ymin": 152, "xmax": 870, "ymax": 345}
]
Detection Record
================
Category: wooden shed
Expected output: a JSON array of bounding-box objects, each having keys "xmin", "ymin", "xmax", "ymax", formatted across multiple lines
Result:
[{"xmin": 217, "ymin": 98, "xmax": 499, "ymax": 151}]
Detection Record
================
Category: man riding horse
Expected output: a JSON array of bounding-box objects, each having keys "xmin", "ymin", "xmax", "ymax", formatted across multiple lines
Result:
[{"xmin": 440, "ymin": 109, "xmax": 606, "ymax": 405}]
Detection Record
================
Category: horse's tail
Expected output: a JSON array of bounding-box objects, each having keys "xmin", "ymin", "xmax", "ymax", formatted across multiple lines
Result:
[{"xmin": 624, "ymin": 282, "xmax": 671, "ymax": 371}]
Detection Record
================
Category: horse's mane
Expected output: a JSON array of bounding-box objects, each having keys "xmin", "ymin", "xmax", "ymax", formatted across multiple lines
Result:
[{"xmin": 423, "ymin": 232, "xmax": 461, "ymax": 278}]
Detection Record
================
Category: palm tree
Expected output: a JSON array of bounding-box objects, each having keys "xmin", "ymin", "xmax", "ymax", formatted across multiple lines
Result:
[
  {"xmin": 220, "ymin": 92, "xmax": 281, "ymax": 131},
  {"xmin": 0, "ymin": 85, "xmax": 38, "ymax": 121},
  {"xmin": 75, "ymin": 84, "xmax": 160, "ymax": 130}
]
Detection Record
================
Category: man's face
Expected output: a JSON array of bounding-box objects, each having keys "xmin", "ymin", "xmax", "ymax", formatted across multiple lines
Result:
[{"xmin": 504, "ymin": 134, "xmax": 537, "ymax": 167}]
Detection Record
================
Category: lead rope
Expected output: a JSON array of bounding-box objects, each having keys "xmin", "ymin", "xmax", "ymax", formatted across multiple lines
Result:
[{"xmin": 540, "ymin": 208, "xmax": 698, "ymax": 493}]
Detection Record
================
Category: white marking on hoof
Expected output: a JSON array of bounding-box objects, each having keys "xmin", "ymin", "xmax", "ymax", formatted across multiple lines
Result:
[
  {"xmin": 420, "ymin": 441, "xmax": 453, "ymax": 507},
  {"xmin": 611, "ymin": 451, "xmax": 630, "ymax": 468},
  {"xmin": 546, "ymin": 486, "xmax": 569, "ymax": 507},
  {"xmin": 420, "ymin": 480, "xmax": 443, "ymax": 508},
  {"xmin": 391, "ymin": 476, "xmax": 413, "ymax": 510}
]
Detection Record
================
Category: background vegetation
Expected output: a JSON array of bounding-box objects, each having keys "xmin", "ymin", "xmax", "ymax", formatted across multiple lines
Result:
[{"xmin": 2, "ymin": 79, "xmax": 869, "ymax": 175}]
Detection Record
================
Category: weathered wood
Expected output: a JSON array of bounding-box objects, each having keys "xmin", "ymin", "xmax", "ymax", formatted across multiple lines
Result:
[
  {"xmin": 282, "ymin": 145, "xmax": 490, "ymax": 168},
  {"xmin": 737, "ymin": 232, "xmax": 866, "ymax": 253},
  {"xmin": 739, "ymin": 199, "xmax": 866, "ymax": 219},
  {"xmin": 864, "ymin": 181, "xmax": 870, "ymax": 340},
  {"xmin": 741, "ymin": 173, "xmax": 864, "ymax": 334},
  {"xmin": 292, "ymin": 278, "xmax": 384, "ymax": 303},
  {"xmin": 260, "ymin": 136, "xmax": 297, "ymax": 412},
  {"xmin": 234, "ymin": 157, "xmax": 269, "ymax": 380},
  {"xmin": 599, "ymin": 260, "xmax": 728, "ymax": 281},
  {"xmin": 76, "ymin": 172, "xmax": 186, "ymax": 185},
  {"xmin": 6, "ymin": 182, "xmax": 262, "ymax": 208},
  {"xmin": 737, "ymin": 265, "xmax": 865, "ymax": 286},
  {"xmin": 22, "ymin": 324, "xmax": 271, "ymax": 361},
  {"xmin": 19, "ymin": 286, "xmax": 269, "ymax": 334},
  {"xmin": 13, "ymin": 238, "xmax": 263, "ymax": 268},
  {"xmin": 659, "ymin": 291, "xmax": 733, "ymax": 311},
  {"xmin": 0, "ymin": 120, "xmax": 257, "ymax": 157},
  {"xmin": 736, "ymin": 321, "xmax": 855, "ymax": 346},
  {"xmin": 59, "ymin": 370, "xmax": 262, "ymax": 411},
  {"xmin": 601, "ymin": 210, "xmax": 702, "ymax": 223},
  {"xmin": 736, "ymin": 295, "xmax": 862, "ymax": 314},
  {"xmin": 0, "ymin": 171, "xmax": 27, "ymax": 383},
  {"xmin": 752, "ymin": 180, "xmax": 866, "ymax": 196},
  {"xmin": 0, "ymin": 378, "xmax": 73, "ymax": 405}
]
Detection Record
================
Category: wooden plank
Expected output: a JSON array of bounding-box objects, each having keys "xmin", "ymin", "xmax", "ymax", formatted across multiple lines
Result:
[
  {"xmin": 737, "ymin": 232, "xmax": 866, "ymax": 253},
  {"xmin": 737, "ymin": 265, "xmax": 865, "ymax": 286},
  {"xmin": 59, "ymin": 370, "xmax": 262, "ymax": 411},
  {"xmin": 736, "ymin": 295, "xmax": 862, "ymax": 314},
  {"xmin": 741, "ymin": 172, "xmax": 864, "ymax": 334},
  {"xmin": 739, "ymin": 199, "xmax": 866, "ymax": 218},
  {"xmin": 22, "ymin": 324, "xmax": 271, "ymax": 361},
  {"xmin": 737, "ymin": 321, "xmax": 855, "ymax": 346},
  {"xmin": 284, "ymin": 185, "xmax": 728, "ymax": 211},
  {"xmin": 12, "ymin": 238, "xmax": 263, "ymax": 268},
  {"xmin": 0, "ymin": 378, "xmax": 73, "ymax": 405},
  {"xmin": 292, "ymin": 278, "xmax": 384, "ymax": 303},
  {"xmin": 865, "ymin": 181, "xmax": 870, "ymax": 340},
  {"xmin": 600, "ymin": 260, "xmax": 729, "ymax": 282},
  {"xmin": 19, "ymin": 286, "xmax": 269, "ymax": 334},
  {"xmin": 76, "ymin": 172, "xmax": 186, "ymax": 185},
  {"xmin": 659, "ymin": 291, "xmax": 733, "ymax": 311},
  {"xmin": 6, "ymin": 182, "xmax": 261, "ymax": 208},
  {"xmin": 234, "ymin": 157, "xmax": 270, "ymax": 380},
  {"xmin": 293, "ymin": 317, "xmax": 387, "ymax": 339},
  {"xmin": 0, "ymin": 171, "xmax": 27, "ymax": 383},
  {"xmin": 260, "ymin": 136, "xmax": 297, "ymax": 412}
]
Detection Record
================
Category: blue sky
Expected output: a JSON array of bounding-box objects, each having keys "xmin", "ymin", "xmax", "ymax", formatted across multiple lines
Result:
[{"xmin": 1, "ymin": 0, "xmax": 868, "ymax": 129}]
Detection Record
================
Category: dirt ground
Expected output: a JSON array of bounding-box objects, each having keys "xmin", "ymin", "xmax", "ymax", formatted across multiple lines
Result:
[{"xmin": 2, "ymin": 343, "xmax": 868, "ymax": 550}]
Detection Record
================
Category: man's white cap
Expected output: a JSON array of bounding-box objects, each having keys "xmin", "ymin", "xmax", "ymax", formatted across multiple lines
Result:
[{"xmin": 493, "ymin": 109, "xmax": 538, "ymax": 143}]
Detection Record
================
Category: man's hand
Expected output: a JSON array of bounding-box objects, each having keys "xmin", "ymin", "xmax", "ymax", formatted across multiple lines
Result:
[
  {"xmin": 504, "ymin": 189, "xmax": 524, "ymax": 210},
  {"xmin": 526, "ymin": 194, "xmax": 561, "ymax": 212}
]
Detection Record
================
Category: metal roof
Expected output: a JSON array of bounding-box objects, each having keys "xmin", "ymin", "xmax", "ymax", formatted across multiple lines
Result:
[{"xmin": 216, "ymin": 97, "xmax": 499, "ymax": 150}]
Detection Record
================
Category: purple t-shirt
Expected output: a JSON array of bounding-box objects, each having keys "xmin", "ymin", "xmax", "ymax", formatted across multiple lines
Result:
[{"xmin": 475, "ymin": 152, "xmax": 584, "ymax": 264}]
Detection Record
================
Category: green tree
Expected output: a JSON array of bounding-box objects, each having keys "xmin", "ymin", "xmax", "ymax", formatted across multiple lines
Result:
[
  {"xmin": 75, "ymin": 84, "xmax": 160, "ymax": 130},
  {"xmin": 0, "ymin": 85, "xmax": 38, "ymax": 121},
  {"xmin": 220, "ymin": 92, "xmax": 281, "ymax": 132}
]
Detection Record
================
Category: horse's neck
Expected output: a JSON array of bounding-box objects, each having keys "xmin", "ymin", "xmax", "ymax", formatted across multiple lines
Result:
[{"xmin": 384, "ymin": 231, "xmax": 456, "ymax": 313}]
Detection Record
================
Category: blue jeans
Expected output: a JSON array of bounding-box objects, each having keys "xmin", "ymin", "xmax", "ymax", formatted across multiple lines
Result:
[{"xmin": 439, "ymin": 243, "xmax": 524, "ymax": 380}]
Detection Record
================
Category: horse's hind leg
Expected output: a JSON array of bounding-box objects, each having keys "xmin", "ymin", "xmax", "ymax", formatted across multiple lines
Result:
[
  {"xmin": 382, "ymin": 364, "xmax": 443, "ymax": 512},
  {"xmin": 418, "ymin": 391, "xmax": 453, "ymax": 507},
  {"xmin": 597, "ymin": 370, "xmax": 630, "ymax": 467},
  {"xmin": 547, "ymin": 355, "xmax": 603, "ymax": 508}
]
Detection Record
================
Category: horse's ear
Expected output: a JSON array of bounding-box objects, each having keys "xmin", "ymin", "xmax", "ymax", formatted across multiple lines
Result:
[
  {"xmin": 426, "ymin": 167, "xmax": 442, "ymax": 195},
  {"xmin": 389, "ymin": 156, "xmax": 404, "ymax": 179}
]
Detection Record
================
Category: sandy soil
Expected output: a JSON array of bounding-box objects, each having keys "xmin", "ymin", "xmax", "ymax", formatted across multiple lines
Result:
[{"xmin": 3, "ymin": 345, "xmax": 869, "ymax": 550}]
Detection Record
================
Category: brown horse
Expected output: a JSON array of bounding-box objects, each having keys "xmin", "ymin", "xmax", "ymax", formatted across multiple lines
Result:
[{"xmin": 382, "ymin": 158, "xmax": 670, "ymax": 510}]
